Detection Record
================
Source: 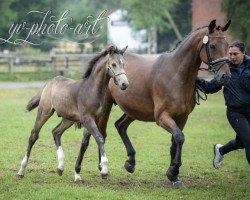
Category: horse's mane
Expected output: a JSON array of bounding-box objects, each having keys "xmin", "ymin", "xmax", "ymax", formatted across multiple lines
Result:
[
  {"xmin": 166, "ymin": 25, "xmax": 207, "ymax": 53},
  {"xmin": 82, "ymin": 46, "xmax": 122, "ymax": 79}
]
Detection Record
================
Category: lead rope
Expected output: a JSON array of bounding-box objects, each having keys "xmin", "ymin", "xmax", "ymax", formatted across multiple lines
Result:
[{"xmin": 195, "ymin": 84, "xmax": 208, "ymax": 105}]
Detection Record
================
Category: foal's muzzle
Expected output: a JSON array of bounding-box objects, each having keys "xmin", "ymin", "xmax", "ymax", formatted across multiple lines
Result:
[
  {"xmin": 114, "ymin": 73, "xmax": 129, "ymax": 90},
  {"xmin": 108, "ymin": 67, "xmax": 129, "ymax": 90}
]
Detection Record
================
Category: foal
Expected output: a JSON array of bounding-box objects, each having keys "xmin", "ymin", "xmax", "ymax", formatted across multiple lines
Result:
[{"xmin": 17, "ymin": 45, "xmax": 128, "ymax": 180}]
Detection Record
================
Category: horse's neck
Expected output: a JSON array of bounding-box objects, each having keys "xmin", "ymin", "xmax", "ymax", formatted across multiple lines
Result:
[
  {"xmin": 90, "ymin": 59, "xmax": 110, "ymax": 103},
  {"xmin": 165, "ymin": 32, "xmax": 203, "ymax": 85}
]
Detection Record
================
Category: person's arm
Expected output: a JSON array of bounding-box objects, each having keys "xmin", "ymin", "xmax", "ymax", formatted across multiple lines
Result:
[{"xmin": 196, "ymin": 77, "xmax": 223, "ymax": 94}]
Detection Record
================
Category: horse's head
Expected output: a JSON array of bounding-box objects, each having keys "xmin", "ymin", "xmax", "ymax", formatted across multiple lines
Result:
[
  {"xmin": 199, "ymin": 20, "xmax": 231, "ymax": 84},
  {"xmin": 106, "ymin": 45, "xmax": 129, "ymax": 90}
]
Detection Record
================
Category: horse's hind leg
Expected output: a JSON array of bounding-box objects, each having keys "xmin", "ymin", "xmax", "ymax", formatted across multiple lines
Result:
[
  {"xmin": 74, "ymin": 129, "xmax": 91, "ymax": 182},
  {"xmin": 52, "ymin": 119, "xmax": 74, "ymax": 176},
  {"xmin": 115, "ymin": 114, "xmax": 135, "ymax": 173},
  {"xmin": 17, "ymin": 107, "xmax": 54, "ymax": 177}
]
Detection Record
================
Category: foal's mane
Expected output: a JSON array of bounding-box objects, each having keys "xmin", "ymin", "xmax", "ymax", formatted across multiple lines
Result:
[
  {"xmin": 82, "ymin": 46, "xmax": 123, "ymax": 79},
  {"xmin": 166, "ymin": 26, "xmax": 207, "ymax": 53}
]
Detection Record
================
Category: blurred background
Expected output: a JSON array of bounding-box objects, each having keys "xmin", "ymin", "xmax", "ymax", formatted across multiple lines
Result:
[{"xmin": 0, "ymin": 0, "xmax": 249, "ymax": 81}]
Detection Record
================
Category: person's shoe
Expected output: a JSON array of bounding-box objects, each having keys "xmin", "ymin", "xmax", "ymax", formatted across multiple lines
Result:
[{"xmin": 213, "ymin": 144, "xmax": 224, "ymax": 169}]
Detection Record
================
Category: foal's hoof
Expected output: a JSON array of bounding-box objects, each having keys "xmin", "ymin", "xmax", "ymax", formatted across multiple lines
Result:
[
  {"xmin": 172, "ymin": 180, "xmax": 184, "ymax": 188},
  {"xmin": 166, "ymin": 169, "xmax": 178, "ymax": 182},
  {"xmin": 124, "ymin": 160, "xmax": 135, "ymax": 173},
  {"xmin": 101, "ymin": 171, "xmax": 110, "ymax": 180},
  {"xmin": 17, "ymin": 174, "xmax": 24, "ymax": 178},
  {"xmin": 57, "ymin": 168, "xmax": 63, "ymax": 176},
  {"xmin": 74, "ymin": 179, "xmax": 84, "ymax": 184}
]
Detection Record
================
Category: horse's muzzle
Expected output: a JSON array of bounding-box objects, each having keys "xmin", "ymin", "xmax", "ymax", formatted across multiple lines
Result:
[
  {"xmin": 120, "ymin": 82, "xmax": 129, "ymax": 90},
  {"xmin": 220, "ymin": 74, "xmax": 231, "ymax": 85}
]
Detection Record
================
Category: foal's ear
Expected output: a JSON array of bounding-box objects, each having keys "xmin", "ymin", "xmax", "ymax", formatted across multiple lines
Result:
[
  {"xmin": 106, "ymin": 45, "xmax": 116, "ymax": 55},
  {"xmin": 121, "ymin": 45, "xmax": 128, "ymax": 54},
  {"xmin": 208, "ymin": 19, "xmax": 217, "ymax": 33},
  {"xmin": 221, "ymin": 20, "xmax": 231, "ymax": 32}
]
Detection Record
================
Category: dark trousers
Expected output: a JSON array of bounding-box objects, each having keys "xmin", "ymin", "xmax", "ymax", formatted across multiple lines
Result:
[{"xmin": 220, "ymin": 109, "xmax": 250, "ymax": 165}]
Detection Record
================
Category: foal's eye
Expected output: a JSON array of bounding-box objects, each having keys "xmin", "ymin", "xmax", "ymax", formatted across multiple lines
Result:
[
  {"xmin": 210, "ymin": 44, "xmax": 216, "ymax": 49},
  {"xmin": 112, "ymin": 63, "xmax": 117, "ymax": 67}
]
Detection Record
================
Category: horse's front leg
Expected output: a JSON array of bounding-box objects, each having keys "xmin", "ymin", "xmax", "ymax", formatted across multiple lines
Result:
[
  {"xmin": 74, "ymin": 129, "xmax": 91, "ymax": 182},
  {"xmin": 157, "ymin": 112, "xmax": 185, "ymax": 187},
  {"xmin": 80, "ymin": 115, "xmax": 109, "ymax": 179}
]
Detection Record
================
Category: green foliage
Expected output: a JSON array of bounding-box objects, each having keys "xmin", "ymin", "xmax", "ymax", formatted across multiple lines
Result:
[
  {"xmin": 121, "ymin": 0, "xmax": 177, "ymax": 32},
  {"xmin": 222, "ymin": 0, "xmax": 250, "ymax": 53},
  {"xmin": 0, "ymin": 89, "xmax": 249, "ymax": 199},
  {"xmin": 0, "ymin": 0, "xmax": 191, "ymax": 53},
  {"xmin": 157, "ymin": 0, "xmax": 192, "ymax": 52},
  {"xmin": 0, "ymin": 0, "xmax": 18, "ymax": 50},
  {"xmin": 0, "ymin": 0, "xmax": 110, "ymax": 51}
]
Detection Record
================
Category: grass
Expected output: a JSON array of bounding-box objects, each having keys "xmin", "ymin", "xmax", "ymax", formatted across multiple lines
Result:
[
  {"xmin": 0, "ymin": 70, "xmax": 82, "ymax": 82},
  {"xmin": 0, "ymin": 89, "xmax": 249, "ymax": 200}
]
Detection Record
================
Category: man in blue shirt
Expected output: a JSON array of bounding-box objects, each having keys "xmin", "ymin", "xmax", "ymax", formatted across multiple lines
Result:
[{"xmin": 196, "ymin": 41, "xmax": 250, "ymax": 168}]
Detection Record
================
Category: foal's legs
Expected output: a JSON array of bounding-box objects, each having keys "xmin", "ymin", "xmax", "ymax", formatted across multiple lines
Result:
[
  {"xmin": 80, "ymin": 114, "xmax": 109, "ymax": 178},
  {"xmin": 74, "ymin": 105, "xmax": 113, "ymax": 182},
  {"xmin": 52, "ymin": 119, "xmax": 74, "ymax": 176},
  {"xmin": 114, "ymin": 114, "xmax": 136, "ymax": 173},
  {"xmin": 17, "ymin": 107, "xmax": 54, "ymax": 177},
  {"xmin": 74, "ymin": 129, "xmax": 91, "ymax": 182},
  {"xmin": 157, "ymin": 112, "xmax": 185, "ymax": 183}
]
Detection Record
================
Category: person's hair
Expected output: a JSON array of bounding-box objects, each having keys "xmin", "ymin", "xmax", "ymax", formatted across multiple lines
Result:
[{"xmin": 229, "ymin": 41, "xmax": 245, "ymax": 53}]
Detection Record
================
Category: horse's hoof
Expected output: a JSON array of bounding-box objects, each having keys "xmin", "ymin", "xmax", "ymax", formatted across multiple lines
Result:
[
  {"xmin": 101, "ymin": 171, "xmax": 110, "ymax": 179},
  {"xmin": 166, "ymin": 169, "xmax": 178, "ymax": 182},
  {"xmin": 74, "ymin": 179, "xmax": 84, "ymax": 184},
  {"xmin": 57, "ymin": 168, "xmax": 63, "ymax": 176},
  {"xmin": 172, "ymin": 180, "xmax": 183, "ymax": 188},
  {"xmin": 17, "ymin": 174, "xmax": 24, "ymax": 178},
  {"xmin": 124, "ymin": 160, "xmax": 135, "ymax": 173}
]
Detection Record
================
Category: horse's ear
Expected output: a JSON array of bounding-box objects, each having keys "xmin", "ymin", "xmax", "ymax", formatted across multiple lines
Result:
[
  {"xmin": 208, "ymin": 19, "xmax": 217, "ymax": 33},
  {"xmin": 221, "ymin": 20, "xmax": 231, "ymax": 32},
  {"xmin": 121, "ymin": 45, "xmax": 128, "ymax": 54},
  {"xmin": 106, "ymin": 45, "xmax": 115, "ymax": 55}
]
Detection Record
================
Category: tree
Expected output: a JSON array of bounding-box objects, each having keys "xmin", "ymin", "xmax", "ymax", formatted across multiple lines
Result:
[
  {"xmin": 9, "ymin": 0, "xmax": 64, "ymax": 51},
  {"xmin": 157, "ymin": 0, "xmax": 192, "ymax": 52},
  {"xmin": 120, "ymin": 0, "xmax": 192, "ymax": 53},
  {"xmin": 0, "ymin": 0, "xmax": 17, "ymax": 50},
  {"xmin": 222, "ymin": 0, "xmax": 250, "ymax": 53}
]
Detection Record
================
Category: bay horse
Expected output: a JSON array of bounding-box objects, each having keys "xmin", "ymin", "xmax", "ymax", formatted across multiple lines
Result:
[
  {"xmin": 74, "ymin": 20, "xmax": 232, "ymax": 186},
  {"xmin": 17, "ymin": 45, "xmax": 129, "ymax": 180}
]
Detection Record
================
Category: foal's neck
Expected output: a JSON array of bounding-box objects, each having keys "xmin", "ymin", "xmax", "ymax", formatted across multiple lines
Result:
[{"xmin": 91, "ymin": 57, "xmax": 111, "ymax": 103}]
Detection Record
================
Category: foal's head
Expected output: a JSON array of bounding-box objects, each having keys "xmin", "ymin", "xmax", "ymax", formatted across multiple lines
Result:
[
  {"xmin": 106, "ymin": 45, "xmax": 129, "ymax": 90},
  {"xmin": 199, "ymin": 20, "xmax": 231, "ymax": 84}
]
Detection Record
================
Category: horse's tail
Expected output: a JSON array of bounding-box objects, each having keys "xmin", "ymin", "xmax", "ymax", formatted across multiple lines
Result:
[{"xmin": 26, "ymin": 84, "xmax": 46, "ymax": 112}]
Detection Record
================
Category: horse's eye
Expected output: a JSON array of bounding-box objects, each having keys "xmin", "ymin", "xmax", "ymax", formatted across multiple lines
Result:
[
  {"xmin": 112, "ymin": 63, "xmax": 116, "ymax": 67},
  {"xmin": 210, "ymin": 44, "xmax": 216, "ymax": 49}
]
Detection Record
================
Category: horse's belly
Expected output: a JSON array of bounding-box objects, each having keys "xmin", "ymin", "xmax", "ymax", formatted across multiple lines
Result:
[{"xmin": 113, "ymin": 94, "xmax": 155, "ymax": 122}]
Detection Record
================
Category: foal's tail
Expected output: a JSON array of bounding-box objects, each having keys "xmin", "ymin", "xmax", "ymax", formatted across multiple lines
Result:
[{"xmin": 26, "ymin": 84, "xmax": 46, "ymax": 111}]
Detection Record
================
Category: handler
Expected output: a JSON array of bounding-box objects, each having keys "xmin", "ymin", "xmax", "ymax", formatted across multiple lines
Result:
[{"xmin": 196, "ymin": 41, "xmax": 250, "ymax": 168}]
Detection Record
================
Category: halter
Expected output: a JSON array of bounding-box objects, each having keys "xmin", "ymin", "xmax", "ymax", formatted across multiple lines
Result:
[
  {"xmin": 107, "ymin": 56, "xmax": 126, "ymax": 85},
  {"xmin": 200, "ymin": 30, "xmax": 230, "ymax": 73}
]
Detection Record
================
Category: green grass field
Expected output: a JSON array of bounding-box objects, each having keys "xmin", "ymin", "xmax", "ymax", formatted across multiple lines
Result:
[
  {"xmin": 0, "ymin": 70, "xmax": 82, "ymax": 82},
  {"xmin": 0, "ymin": 89, "xmax": 249, "ymax": 200}
]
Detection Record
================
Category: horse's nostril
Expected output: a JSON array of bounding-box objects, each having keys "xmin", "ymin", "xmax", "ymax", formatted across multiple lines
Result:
[
  {"xmin": 221, "ymin": 74, "xmax": 231, "ymax": 85},
  {"xmin": 121, "ymin": 82, "xmax": 128, "ymax": 90}
]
